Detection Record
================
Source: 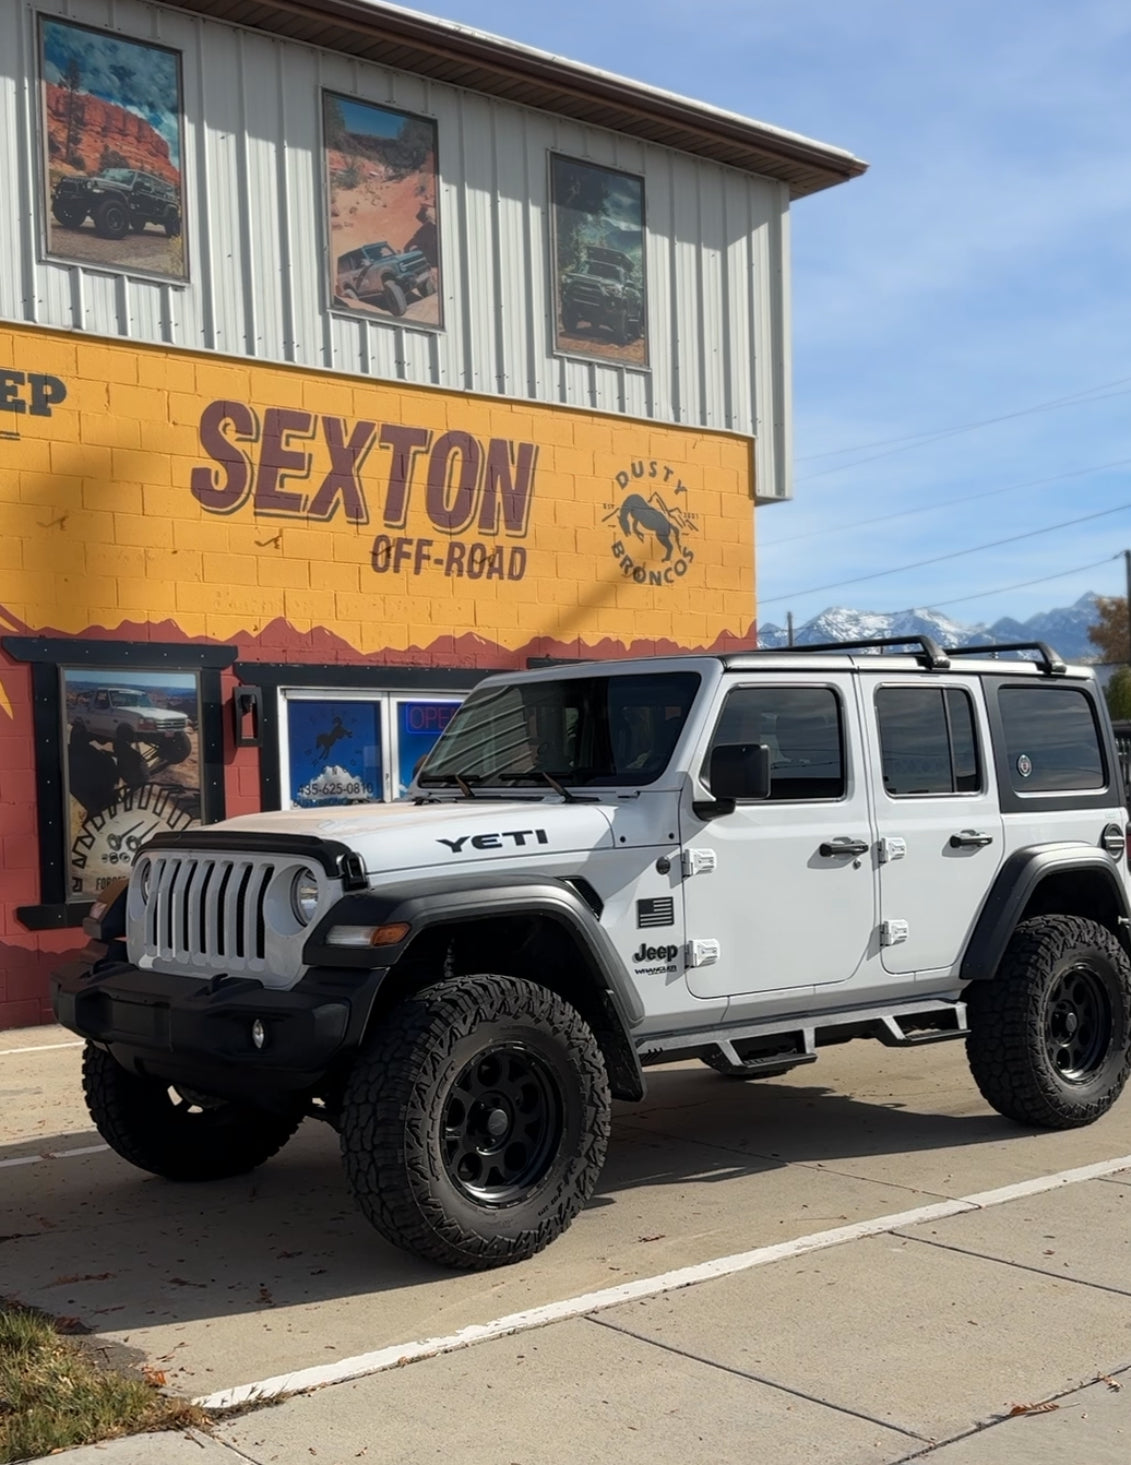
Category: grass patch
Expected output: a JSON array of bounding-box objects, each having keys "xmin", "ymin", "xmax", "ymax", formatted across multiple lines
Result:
[{"xmin": 0, "ymin": 1300, "xmax": 209, "ymax": 1463}]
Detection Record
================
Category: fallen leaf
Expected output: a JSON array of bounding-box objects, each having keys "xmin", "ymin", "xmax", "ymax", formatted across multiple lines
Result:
[
  {"xmin": 258, "ymin": 1286, "xmax": 275, "ymax": 1305},
  {"xmin": 142, "ymin": 1367, "xmax": 167, "ymax": 1388},
  {"xmin": 1009, "ymin": 1401, "xmax": 1059, "ymax": 1416},
  {"xmin": 638, "ymin": 1234, "xmax": 666, "ymax": 1243},
  {"xmin": 1099, "ymin": 1375, "xmax": 1123, "ymax": 1392}
]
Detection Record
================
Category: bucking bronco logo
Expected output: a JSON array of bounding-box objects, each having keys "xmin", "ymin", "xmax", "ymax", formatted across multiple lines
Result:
[{"xmin": 604, "ymin": 461, "xmax": 698, "ymax": 586}]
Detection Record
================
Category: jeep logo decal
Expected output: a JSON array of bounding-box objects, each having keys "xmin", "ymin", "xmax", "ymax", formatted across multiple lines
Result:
[
  {"xmin": 437, "ymin": 828, "xmax": 550, "ymax": 853},
  {"xmin": 603, "ymin": 460, "xmax": 698, "ymax": 587},
  {"xmin": 632, "ymin": 942, "xmax": 679, "ymax": 963}
]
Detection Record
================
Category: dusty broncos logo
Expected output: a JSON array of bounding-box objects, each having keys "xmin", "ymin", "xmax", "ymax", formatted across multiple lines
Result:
[{"xmin": 605, "ymin": 464, "xmax": 698, "ymax": 586}]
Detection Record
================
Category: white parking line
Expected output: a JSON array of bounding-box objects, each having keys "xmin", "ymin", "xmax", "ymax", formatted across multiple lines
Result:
[
  {"xmin": 0, "ymin": 1143, "xmax": 108, "ymax": 1170},
  {"xmin": 0, "ymin": 1040, "xmax": 84, "ymax": 1057},
  {"xmin": 196, "ymin": 1150, "xmax": 1131, "ymax": 1412}
]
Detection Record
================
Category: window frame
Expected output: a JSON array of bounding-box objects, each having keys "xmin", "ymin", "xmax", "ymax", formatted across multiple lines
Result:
[
  {"xmin": 702, "ymin": 680, "xmax": 849, "ymax": 805},
  {"xmin": 873, "ymin": 683, "xmax": 985, "ymax": 800}
]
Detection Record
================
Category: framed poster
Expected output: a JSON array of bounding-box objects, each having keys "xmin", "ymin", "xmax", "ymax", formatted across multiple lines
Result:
[
  {"xmin": 62, "ymin": 669, "xmax": 202, "ymax": 898},
  {"xmin": 39, "ymin": 17, "xmax": 187, "ymax": 281},
  {"xmin": 323, "ymin": 91, "xmax": 441, "ymax": 327},
  {"xmin": 550, "ymin": 154, "xmax": 647, "ymax": 367}
]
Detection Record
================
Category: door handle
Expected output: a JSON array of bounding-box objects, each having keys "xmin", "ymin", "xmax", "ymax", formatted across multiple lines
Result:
[
  {"xmin": 949, "ymin": 830, "xmax": 994, "ymax": 849},
  {"xmin": 819, "ymin": 838, "xmax": 869, "ymax": 858}
]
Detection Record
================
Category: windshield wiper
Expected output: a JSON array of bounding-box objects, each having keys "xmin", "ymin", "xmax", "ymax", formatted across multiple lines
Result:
[
  {"xmin": 535, "ymin": 769, "xmax": 575, "ymax": 802},
  {"xmin": 418, "ymin": 772, "xmax": 479, "ymax": 799}
]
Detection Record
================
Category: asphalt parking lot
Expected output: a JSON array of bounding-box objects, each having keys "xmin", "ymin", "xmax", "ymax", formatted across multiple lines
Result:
[{"xmin": 2, "ymin": 1025, "xmax": 1130, "ymax": 1463}]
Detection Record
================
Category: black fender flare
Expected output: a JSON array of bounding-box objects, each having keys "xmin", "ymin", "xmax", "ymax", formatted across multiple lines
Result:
[
  {"xmin": 960, "ymin": 845, "xmax": 1131, "ymax": 983},
  {"xmin": 303, "ymin": 874, "xmax": 645, "ymax": 1098}
]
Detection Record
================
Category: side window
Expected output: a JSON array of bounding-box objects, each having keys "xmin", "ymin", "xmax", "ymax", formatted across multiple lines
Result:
[
  {"xmin": 998, "ymin": 686, "xmax": 1105, "ymax": 791},
  {"xmin": 875, "ymin": 687, "xmax": 982, "ymax": 797},
  {"xmin": 707, "ymin": 686, "xmax": 844, "ymax": 801}
]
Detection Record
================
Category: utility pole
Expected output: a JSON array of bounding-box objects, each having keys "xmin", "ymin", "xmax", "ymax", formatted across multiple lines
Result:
[
  {"xmin": 1125, "ymin": 550, "xmax": 1131, "ymax": 666},
  {"xmin": 786, "ymin": 611, "xmax": 794, "ymax": 648}
]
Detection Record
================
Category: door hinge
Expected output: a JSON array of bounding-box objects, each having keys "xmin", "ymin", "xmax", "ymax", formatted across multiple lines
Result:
[
  {"xmin": 682, "ymin": 847, "xmax": 718, "ymax": 878},
  {"xmin": 687, "ymin": 938, "xmax": 721, "ymax": 968},
  {"xmin": 880, "ymin": 919, "xmax": 910, "ymax": 947},
  {"xmin": 878, "ymin": 837, "xmax": 907, "ymax": 864}
]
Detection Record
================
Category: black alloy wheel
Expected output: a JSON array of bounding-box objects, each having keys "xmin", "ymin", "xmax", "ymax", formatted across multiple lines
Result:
[
  {"xmin": 441, "ymin": 1043, "xmax": 560, "ymax": 1204},
  {"xmin": 1044, "ymin": 965, "xmax": 1112, "ymax": 1082}
]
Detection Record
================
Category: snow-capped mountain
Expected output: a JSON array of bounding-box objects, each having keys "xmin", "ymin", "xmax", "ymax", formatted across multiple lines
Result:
[{"xmin": 757, "ymin": 593, "xmax": 1100, "ymax": 662}]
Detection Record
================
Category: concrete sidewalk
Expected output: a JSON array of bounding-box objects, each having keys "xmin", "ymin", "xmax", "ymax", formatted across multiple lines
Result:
[
  {"xmin": 26, "ymin": 1171, "xmax": 1131, "ymax": 1465},
  {"xmin": 6, "ymin": 1026, "xmax": 1130, "ymax": 1464}
]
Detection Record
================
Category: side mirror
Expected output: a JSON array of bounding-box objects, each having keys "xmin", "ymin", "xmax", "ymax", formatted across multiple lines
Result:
[{"xmin": 709, "ymin": 742, "xmax": 772, "ymax": 802}]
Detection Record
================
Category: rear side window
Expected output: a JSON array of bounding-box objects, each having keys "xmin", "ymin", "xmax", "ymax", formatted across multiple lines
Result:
[
  {"xmin": 998, "ymin": 686, "xmax": 1105, "ymax": 791},
  {"xmin": 875, "ymin": 687, "xmax": 981, "ymax": 797},
  {"xmin": 708, "ymin": 686, "xmax": 844, "ymax": 801}
]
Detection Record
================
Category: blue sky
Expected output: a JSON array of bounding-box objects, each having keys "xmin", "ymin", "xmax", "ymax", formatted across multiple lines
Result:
[
  {"xmin": 420, "ymin": 0, "xmax": 1131, "ymax": 629},
  {"xmin": 42, "ymin": 19, "xmax": 182, "ymax": 169}
]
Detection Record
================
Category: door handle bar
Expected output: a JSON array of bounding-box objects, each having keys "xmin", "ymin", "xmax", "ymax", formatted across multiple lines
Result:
[
  {"xmin": 819, "ymin": 838, "xmax": 869, "ymax": 858},
  {"xmin": 949, "ymin": 831, "xmax": 994, "ymax": 849}
]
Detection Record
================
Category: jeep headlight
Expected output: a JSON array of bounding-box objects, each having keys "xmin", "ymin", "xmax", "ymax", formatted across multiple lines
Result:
[
  {"xmin": 290, "ymin": 867, "xmax": 319, "ymax": 925},
  {"xmin": 136, "ymin": 859, "xmax": 152, "ymax": 903}
]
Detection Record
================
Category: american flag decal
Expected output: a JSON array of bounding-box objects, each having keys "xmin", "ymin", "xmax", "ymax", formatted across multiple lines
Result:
[{"xmin": 637, "ymin": 897, "xmax": 675, "ymax": 928}]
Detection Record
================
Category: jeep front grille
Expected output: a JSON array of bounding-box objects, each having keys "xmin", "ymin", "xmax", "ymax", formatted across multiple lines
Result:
[{"xmin": 144, "ymin": 854, "xmax": 274, "ymax": 969}]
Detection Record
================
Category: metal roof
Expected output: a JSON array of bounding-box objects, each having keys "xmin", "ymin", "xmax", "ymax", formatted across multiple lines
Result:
[{"xmin": 166, "ymin": 0, "xmax": 867, "ymax": 198}]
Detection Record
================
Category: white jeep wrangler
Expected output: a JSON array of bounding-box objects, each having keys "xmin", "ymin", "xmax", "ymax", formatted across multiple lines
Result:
[{"xmin": 54, "ymin": 638, "xmax": 1131, "ymax": 1269}]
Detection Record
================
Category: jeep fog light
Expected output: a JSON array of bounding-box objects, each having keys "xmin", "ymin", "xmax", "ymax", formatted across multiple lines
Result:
[
  {"xmin": 251, "ymin": 1019, "xmax": 266, "ymax": 1050},
  {"xmin": 327, "ymin": 922, "xmax": 411, "ymax": 948},
  {"xmin": 290, "ymin": 868, "xmax": 319, "ymax": 925}
]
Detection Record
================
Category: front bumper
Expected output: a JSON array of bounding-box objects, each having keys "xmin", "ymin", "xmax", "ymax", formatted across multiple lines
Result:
[{"xmin": 51, "ymin": 954, "xmax": 387, "ymax": 1101}]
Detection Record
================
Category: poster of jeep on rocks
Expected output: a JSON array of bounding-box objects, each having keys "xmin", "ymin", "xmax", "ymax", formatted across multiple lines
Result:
[
  {"xmin": 324, "ymin": 92, "xmax": 441, "ymax": 327},
  {"xmin": 61, "ymin": 670, "xmax": 202, "ymax": 900},
  {"xmin": 551, "ymin": 155, "xmax": 647, "ymax": 367},
  {"xmin": 38, "ymin": 18, "xmax": 186, "ymax": 281}
]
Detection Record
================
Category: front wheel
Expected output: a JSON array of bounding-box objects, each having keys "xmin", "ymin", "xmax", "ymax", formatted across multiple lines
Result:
[
  {"xmin": 965, "ymin": 915, "xmax": 1131, "ymax": 1129},
  {"xmin": 82, "ymin": 1044, "xmax": 301, "ymax": 1180},
  {"xmin": 339, "ymin": 975, "xmax": 611, "ymax": 1269},
  {"xmin": 93, "ymin": 198, "xmax": 129, "ymax": 240},
  {"xmin": 382, "ymin": 278, "xmax": 408, "ymax": 317}
]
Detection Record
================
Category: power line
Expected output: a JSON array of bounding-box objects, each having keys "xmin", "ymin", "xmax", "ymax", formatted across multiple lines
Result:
[
  {"xmin": 762, "ymin": 457, "xmax": 1131, "ymax": 549},
  {"xmin": 895, "ymin": 555, "xmax": 1120, "ymax": 615},
  {"xmin": 759, "ymin": 500, "xmax": 1131, "ymax": 607},
  {"xmin": 795, "ymin": 372, "xmax": 1131, "ymax": 464},
  {"xmin": 795, "ymin": 386, "xmax": 1131, "ymax": 485}
]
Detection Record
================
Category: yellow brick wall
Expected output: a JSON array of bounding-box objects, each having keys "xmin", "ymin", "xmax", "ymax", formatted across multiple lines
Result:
[{"xmin": 0, "ymin": 324, "xmax": 756, "ymax": 657}]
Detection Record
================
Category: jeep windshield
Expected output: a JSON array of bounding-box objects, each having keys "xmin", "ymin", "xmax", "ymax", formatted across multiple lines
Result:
[
  {"xmin": 99, "ymin": 169, "xmax": 137, "ymax": 183},
  {"xmin": 110, "ymin": 691, "xmax": 153, "ymax": 708},
  {"xmin": 418, "ymin": 672, "xmax": 699, "ymax": 789},
  {"xmin": 581, "ymin": 263, "xmax": 622, "ymax": 281}
]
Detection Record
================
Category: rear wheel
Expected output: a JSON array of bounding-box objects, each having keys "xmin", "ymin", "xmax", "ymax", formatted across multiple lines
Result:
[
  {"xmin": 160, "ymin": 730, "xmax": 191, "ymax": 765},
  {"xmin": 339, "ymin": 974, "xmax": 610, "ymax": 1269},
  {"xmin": 966, "ymin": 915, "xmax": 1131, "ymax": 1128},
  {"xmin": 82, "ymin": 1044, "xmax": 301, "ymax": 1181},
  {"xmin": 164, "ymin": 209, "xmax": 181, "ymax": 239}
]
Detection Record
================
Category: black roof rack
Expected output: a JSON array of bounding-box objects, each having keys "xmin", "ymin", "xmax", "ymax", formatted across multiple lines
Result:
[
  {"xmin": 763, "ymin": 635, "xmax": 951, "ymax": 670},
  {"xmin": 945, "ymin": 641, "xmax": 1067, "ymax": 676}
]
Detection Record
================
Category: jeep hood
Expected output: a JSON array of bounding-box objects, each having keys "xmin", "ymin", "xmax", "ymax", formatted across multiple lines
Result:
[{"xmin": 214, "ymin": 800, "xmax": 617, "ymax": 877}]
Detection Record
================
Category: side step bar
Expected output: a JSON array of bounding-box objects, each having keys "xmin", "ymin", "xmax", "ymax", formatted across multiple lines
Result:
[{"xmin": 875, "ymin": 1004, "xmax": 968, "ymax": 1046}]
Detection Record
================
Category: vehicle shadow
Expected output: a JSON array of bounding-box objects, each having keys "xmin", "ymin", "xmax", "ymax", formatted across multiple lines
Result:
[{"xmin": 0, "ymin": 1059, "xmax": 1026, "ymax": 1340}]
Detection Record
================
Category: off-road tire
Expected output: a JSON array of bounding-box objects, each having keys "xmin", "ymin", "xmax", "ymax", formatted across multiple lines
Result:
[
  {"xmin": 52, "ymin": 202, "xmax": 86, "ymax": 229},
  {"xmin": 161, "ymin": 730, "xmax": 192, "ymax": 765},
  {"xmin": 382, "ymin": 278, "xmax": 408, "ymax": 317},
  {"xmin": 700, "ymin": 1051, "xmax": 793, "ymax": 1081},
  {"xmin": 164, "ymin": 210, "xmax": 181, "ymax": 239},
  {"xmin": 339, "ymin": 974, "xmax": 611, "ymax": 1269},
  {"xmin": 966, "ymin": 915, "xmax": 1131, "ymax": 1129},
  {"xmin": 93, "ymin": 198, "xmax": 129, "ymax": 240},
  {"xmin": 419, "ymin": 271, "xmax": 437, "ymax": 297},
  {"xmin": 82, "ymin": 1043, "xmax": 301, "ymax": 1180}
]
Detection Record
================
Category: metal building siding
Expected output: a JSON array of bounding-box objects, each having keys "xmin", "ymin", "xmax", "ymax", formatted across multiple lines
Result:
[{"xmin": 3, "ymin": 0, "xmax": 792, "ymax": 497}]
